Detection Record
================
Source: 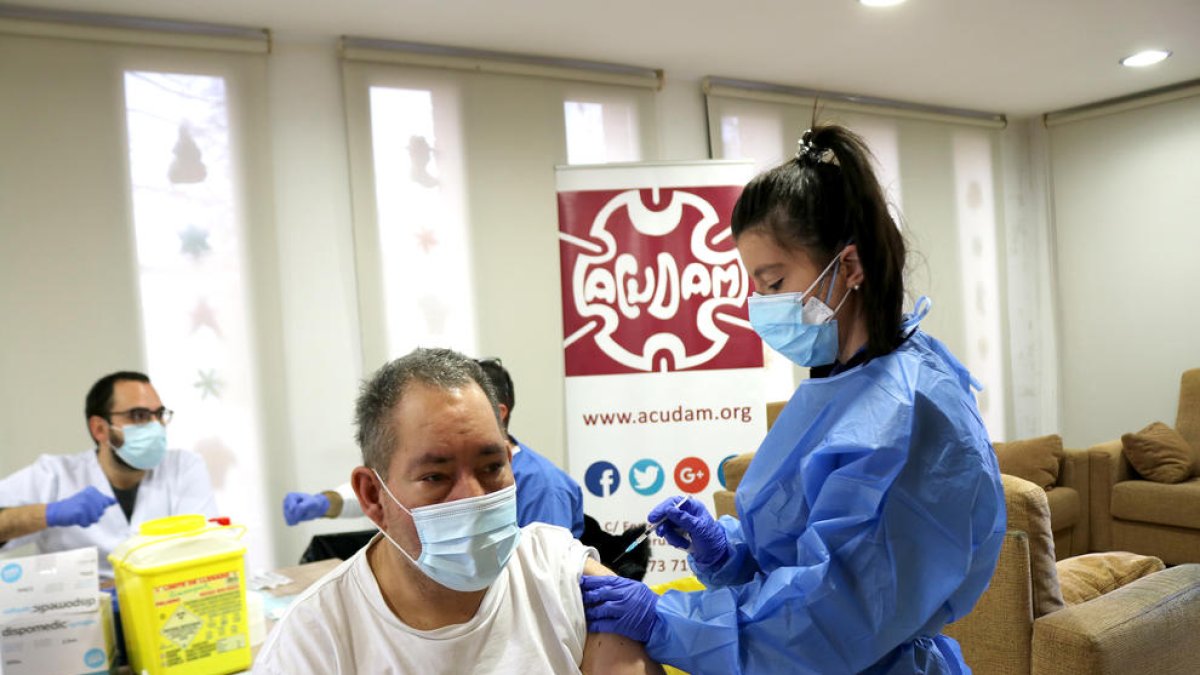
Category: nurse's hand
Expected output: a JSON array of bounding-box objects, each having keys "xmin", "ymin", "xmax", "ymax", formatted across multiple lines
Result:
[
  {"xmin": 648, "ymin": 496, "xmax": 731, "ymax": 569},
  {"xmin": 283, "ymin": 492, "xmax": 331, "ymax": 526},
  {"xmin": 581, "ymin": 575, "xmax": 659, "ymax": 643},
  {"xmin": 45, "ymin": 486, "xmax": 117, "ymax": 528}
]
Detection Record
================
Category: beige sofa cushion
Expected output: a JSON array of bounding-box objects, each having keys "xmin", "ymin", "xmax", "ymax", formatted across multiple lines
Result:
[
  {"xmin": 1111, "ymin": 477, "xmax": 1200, "ymax": 530},
  {"xmin": 1056, "ymin": 551, "xmax": 1165, "ymax": 606},
  {"xmin": 1122, "ymin": 422, "xmax": 1194, "ymax": 483},
  {"xmin": 995, "ymin": 435, "xmax": 1063, "ymax": 490},
  {"xmin": 1044, "ymin": 487, "xmax": 1079, "ymax": 534}
]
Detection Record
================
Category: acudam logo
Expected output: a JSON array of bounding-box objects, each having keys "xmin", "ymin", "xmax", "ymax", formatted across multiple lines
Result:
[
  {"xmin": 558, "ymin": 186, "xmax": 765, "ymax": 376},
  {"xmin": 628, "ymin": 459, "xmax": 664, "ymax": 496},
  {"xmin": 584, "ymin": 461, "xmax": 620, "ymax": 497}
]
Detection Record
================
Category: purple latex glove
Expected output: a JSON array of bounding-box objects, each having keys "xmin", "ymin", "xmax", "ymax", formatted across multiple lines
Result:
[
  {"xmin": 647, "ymin": 495, "xmax": 731, "ymax": 569},
  {"xmin": 581, "ymin": 575, "xmax": 659, "ymax": 643},
  {"xmin": 283, "ymin": 492, "xmax": 330, "ymax": 526},
  {"xmin": 45, "ymin": 486, "xmax": 117, "ymax": 528}
]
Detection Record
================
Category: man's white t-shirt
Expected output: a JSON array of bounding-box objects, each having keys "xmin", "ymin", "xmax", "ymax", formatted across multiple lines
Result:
[{"xmin": 254, "ymin": 523, "xmax": 598, "ymax": 674}]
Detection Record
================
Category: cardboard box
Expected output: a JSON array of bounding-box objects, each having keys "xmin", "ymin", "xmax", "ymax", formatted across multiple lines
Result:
[
  {"xmin": 1, "ymin": 595, "xmax": 114, "ymax": 674},
  {"xmin": 1, "ymin": 547, "xmax": 101, "ymax": 620},
  {"xmin": 0, "ymin": 548, "xmax": 113, "ymax": 674}
]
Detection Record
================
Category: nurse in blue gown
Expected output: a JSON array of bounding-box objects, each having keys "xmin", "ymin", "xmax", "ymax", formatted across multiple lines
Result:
[{"xmin": 580, "ymin": 124, "xmax": 1006, "ymax": 674}]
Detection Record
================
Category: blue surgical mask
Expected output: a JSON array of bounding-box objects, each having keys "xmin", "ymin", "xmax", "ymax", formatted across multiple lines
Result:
[
  {"xmin": 113, "ymin": 421, "xmax": 167, "ymax": 470},
  {"xmin": 748, "ymin": 251, "xmax": 854, "ymax": 368},
  {"xmin": 373, "ymin": 471, "xmax": 521, "ymax": 592}
]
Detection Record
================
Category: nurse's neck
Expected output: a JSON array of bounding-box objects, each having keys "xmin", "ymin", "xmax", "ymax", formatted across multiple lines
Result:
[
  {"xmin": 836, "ymin": 305, "xmax": 870, "ymax": 364},
  {"xmin": 97, "ymin": 443, "xmax": 145, "ymax": 491}
]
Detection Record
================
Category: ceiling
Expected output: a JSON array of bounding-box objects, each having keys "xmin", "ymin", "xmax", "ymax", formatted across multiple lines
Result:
[{"xmin": 19, "ymin": 0, "xmax": 1200, "ymax": 116}]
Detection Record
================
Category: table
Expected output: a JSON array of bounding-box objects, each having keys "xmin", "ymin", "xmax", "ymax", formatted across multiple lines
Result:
[{"xmin": 256, "ymin": 558, "xmax": 343, "ymax": 644}]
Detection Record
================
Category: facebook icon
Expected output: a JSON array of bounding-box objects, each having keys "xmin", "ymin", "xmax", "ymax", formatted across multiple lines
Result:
[{"xmin": 584, "ymin": 461, "xmax": 620, "ymax": 497}]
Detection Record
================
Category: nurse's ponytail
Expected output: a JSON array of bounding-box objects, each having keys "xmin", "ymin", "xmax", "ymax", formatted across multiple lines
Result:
[{"xmin": 731, "ymin": 123, "xmax": 906, "ymax": 357}]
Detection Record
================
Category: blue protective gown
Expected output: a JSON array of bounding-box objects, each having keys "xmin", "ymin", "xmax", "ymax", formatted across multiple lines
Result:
[
  {"xmin": 644, "ymin": 320, "xmax": 1006, "ymax": 674},
  {"xmin": 511, "ymin": 438, "xmax": 586, "ymax": 538}
]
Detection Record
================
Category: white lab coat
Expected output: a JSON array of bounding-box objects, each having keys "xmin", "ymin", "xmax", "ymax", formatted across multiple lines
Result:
[{"xmin": 0, "ymin": 449, "xmax": 217, "ymax": 579}]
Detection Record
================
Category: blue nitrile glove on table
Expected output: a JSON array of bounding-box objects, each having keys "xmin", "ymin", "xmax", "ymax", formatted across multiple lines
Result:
[
  {"xmin": 581, "ymin": 575, "xmax": 660, "ymax": 643},
  {"xmin": 45, "ymin": 486, "xmax": 117, "ymax": 527},
  {"xmin": 648, "ymin": 495, "xmax": 731, "ymax": 569},
  {"xmin": 283, "ymin": 492, "xmax": 331, "ymax": 526}
]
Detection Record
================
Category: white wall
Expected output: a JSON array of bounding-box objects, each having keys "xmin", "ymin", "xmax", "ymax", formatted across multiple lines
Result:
[
  {"xmin": 1048, "ymin": 95, "xmax": 1200, "ymax": 448},
  {"xmin": 0, "ymin": 34, "xmax": 145, "ymax": 478},
  {"xmin": 263, "ymin": 37, "xmax": 372, "ymax": 561}
]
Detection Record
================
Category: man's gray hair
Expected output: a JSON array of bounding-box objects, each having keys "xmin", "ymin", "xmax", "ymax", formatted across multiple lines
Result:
[{"xmin": 355, "ymin": 348, "xmax": 501, "ymax": 477}]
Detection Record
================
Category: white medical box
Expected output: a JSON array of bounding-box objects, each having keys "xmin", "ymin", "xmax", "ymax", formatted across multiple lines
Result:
[{"xmin": 0, "ymin": 547, "xmax": 114, "ymax": 674}]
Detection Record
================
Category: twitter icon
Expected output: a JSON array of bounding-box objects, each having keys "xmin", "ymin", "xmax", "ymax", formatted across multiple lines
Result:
[{"xmin": 629, "ymin": 458, "xmax": 665, "ymax": 496}]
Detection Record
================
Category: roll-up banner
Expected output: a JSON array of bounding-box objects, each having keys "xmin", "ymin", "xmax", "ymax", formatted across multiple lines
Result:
[{"xmin": 556, "ymin": 160, "xmax": 766, "ymax": 585}]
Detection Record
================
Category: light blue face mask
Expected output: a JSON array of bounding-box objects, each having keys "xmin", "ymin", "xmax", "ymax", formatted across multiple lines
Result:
[
  {"xmin": 373, "ymin": 471, "xmax": 521, "ymax": 592},
  {"xmin": 748, "ymin": 250, "xmax": 854, "ymax": 368},
  {"xmin": 113, "ymin": 421, "xmax": 167, "ymax": 470}
]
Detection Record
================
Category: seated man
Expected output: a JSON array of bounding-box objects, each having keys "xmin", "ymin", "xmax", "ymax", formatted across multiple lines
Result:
[
  {"xmin": 0, "ymin": 371, "xmax": 216, "ymax": 579},
  {"xmin": 283, "ymin": 357, "xmax": 584, "ymax": 537},
  {"xmin": 255, "ymin": 349, "xmax": 660, "ymax": 674}
]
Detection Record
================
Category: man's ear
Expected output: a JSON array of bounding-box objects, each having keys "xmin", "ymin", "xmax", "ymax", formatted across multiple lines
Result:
[
  {"xmin": 87, "ymin": 415, "xmax": 109, "ymax": 447},
  {"xmin": 497, "ymin": 403, "xmax": 510, "ymax": 431},
  {"xmin": 350, "ymin": 466, "xmax": 387, "ymax": 529},
  {"xmin": 841, "ymin": 244, "xmax": 865, "ymax": 290}
]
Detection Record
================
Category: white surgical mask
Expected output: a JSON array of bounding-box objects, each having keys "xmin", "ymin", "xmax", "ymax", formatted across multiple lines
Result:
[{"xmin": 373, "ymin": 471, "xmax": 520, "ymax": 592}]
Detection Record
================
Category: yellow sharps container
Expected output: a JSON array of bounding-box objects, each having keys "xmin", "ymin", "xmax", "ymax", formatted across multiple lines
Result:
[{"xmin": 109, "ymin": 514, "xmax": 250, "ymax": 675}]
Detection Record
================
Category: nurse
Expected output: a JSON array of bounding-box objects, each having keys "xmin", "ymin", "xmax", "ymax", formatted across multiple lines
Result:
[
  {"xmin": 580, "ymin": 124, "xmax": 1006, "ymax": 673},
  {"xmin": 0, "ymin": 371, "xmax": 217, "ymax": 580}
]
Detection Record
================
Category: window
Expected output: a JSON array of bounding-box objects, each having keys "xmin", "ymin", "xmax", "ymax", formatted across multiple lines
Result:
[
  {"xmin": 342, "ymin": 51, "xmax": 660, "ymax": 467},
  {"xmin": 124, "ymin": 70, "xmax": 273, "ymax": 568},
  {"xmin": 707, "ymin": 90, "xmax": 1009, "ymax": 437},
  {"xmin": 368, "ymin": 85, "xmax": 477, "ymax": 357},
  {"xmin": 564, "ymin": 97, "xmax": 641, "ymax": 164}
]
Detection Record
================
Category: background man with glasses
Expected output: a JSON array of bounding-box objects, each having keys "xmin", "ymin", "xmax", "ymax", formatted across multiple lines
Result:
[{"xmin": 0, "ymin": 370, "xmax": 217, "ymax": 579}]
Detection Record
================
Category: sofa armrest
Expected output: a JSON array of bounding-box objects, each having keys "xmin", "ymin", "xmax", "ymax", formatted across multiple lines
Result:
[
  {"xmin": 1031, "ymin": 564, "xmax": 1200, "ymax": 674},
  {"xmin": 1088, "ymin": 439, "xmax": 1129, "ymax": 552},
  {"xmin": 1058, "ymin": 447, "xmax": 1090, "ymax": 557},
  {"xmin": 945, "ymin": 531, "xmax": 1035, "ymax": 675}
]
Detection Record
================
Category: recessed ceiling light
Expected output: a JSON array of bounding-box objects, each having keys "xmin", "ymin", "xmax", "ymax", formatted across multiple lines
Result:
[
  {"xmin": 1121, "ymin": 50, "xmax": 1171, "ymax": 68},
  {"xmin": 860, "ymin": 0, "xmax": 907, "ymax": 7}
]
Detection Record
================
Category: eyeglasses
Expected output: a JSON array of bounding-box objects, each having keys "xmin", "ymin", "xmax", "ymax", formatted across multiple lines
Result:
[
  {"xmin": 109, "ymin": 407, "xmax": 174, "ymax": 425},
  {"xmin": 476, "ymin": 357, "xmax": 502, "ymax": 366}
]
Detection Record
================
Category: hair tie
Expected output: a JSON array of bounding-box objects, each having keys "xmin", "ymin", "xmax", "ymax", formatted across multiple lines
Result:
[{"xmin": 795, "ymin": 130, "xmax": 827, "ymax": 166}]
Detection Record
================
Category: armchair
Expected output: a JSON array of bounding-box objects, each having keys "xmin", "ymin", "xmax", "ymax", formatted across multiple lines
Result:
[
  {"xmin": 1088, "ymin": 368, "xmax": 1200, "ymax": 564},
  {"xmin": 993, "ymin": 436, "xmax": 1090, "ymax": 560},
  {"xmin": 945, "ymin": 475, "xmax": 1200, "ymax": 674}
]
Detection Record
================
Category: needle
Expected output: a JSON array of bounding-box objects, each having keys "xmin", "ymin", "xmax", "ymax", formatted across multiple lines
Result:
[{"xmin": 612, "ymin": 496, "xmax": 689, "ymax": 563}]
